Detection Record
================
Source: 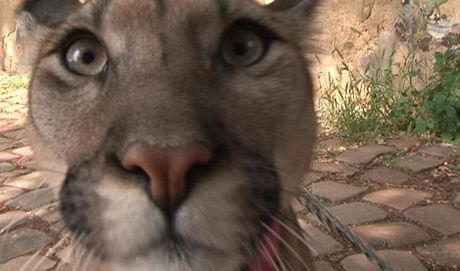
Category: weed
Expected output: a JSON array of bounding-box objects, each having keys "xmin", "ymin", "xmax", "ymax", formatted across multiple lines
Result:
[
  {"xmin": 449, "ymin": 161, "xmax": 460, "ymax": 173},
  {"xmin": 319, "ymin": 47, "xmax": 459, "ymax": 144},
  {"xmin": 412, "ymin": 0, "xmax": 448, "ymax": 16},
  {"xmin": 386, "ymin": 157, "xmax": 398, "ymax": 169},
  {"xmin": 413, "ymin": 49, "xmax": 460, "ymax": 144},
  {"xmin": 325, "ymin": 149, "xmax": 338, "ymax": 159},
  {"xmin": 318, "ymin": 48, "xmax": 429, "ymax": 142}
]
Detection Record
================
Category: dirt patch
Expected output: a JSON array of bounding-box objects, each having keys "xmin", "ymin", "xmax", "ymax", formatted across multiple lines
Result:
[
  {"xmin": 314, "ymin": 0, "xmax": 401, "ymax": 70},
  {"xmin": 313, "ymin": 0, "xmax": 460, "ymax": 82},
  {"xmin": 320, "ymin": 0, "xmax": 401, "ymax": 65}
]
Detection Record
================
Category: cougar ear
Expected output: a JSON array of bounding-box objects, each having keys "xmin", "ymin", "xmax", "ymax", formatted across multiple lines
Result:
[
  {"xmin": 262, "ymin": 0, "xmax": 320, "ymax": 50},
  {"xmin": 18, "ymin": 0, "xmax": 82, "ymax": 27},
  {"xmin": 16, "ymin": 0, "xmax": 83, "ymax": 71},
  {"xmin": 266, "ymin": 0, "xmax": 318, "ymax": 13}
]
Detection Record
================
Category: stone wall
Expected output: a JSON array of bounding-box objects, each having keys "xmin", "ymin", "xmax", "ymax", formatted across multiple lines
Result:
[
  {"xmin": 312, "ymin": 0, "xmax": 460, "ymax": 93},
  {"xmin": 0, "ymin": 0, "xmax": 21, "ymax": 73}
]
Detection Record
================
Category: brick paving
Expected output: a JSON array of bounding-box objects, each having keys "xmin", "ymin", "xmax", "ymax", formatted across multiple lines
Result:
[
  {"xmin": 0, "ymin": 88, "xmax": 459, "ymax": 270},
  {"xmin": 364, "ymin": 188, "xmax": 431, "ymax": 210},
  {"xmin": 300, "ymin": 137, "xmax": 460, "ymax": 271},
  {"xmin": 340, "ymin": 250, "xmax": 428, "ymax": 271}
]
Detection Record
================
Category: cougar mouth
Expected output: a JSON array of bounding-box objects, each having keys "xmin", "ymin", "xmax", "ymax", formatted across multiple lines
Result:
[{"xmin": 59, "ymin": 141, "xmax": 282, "ymax": 269}]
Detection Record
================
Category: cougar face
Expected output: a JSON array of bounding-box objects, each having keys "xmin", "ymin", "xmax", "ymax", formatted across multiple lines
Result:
[{"xmin": 18, "ymin": 0, "xmax": 317, "ymax": 270}]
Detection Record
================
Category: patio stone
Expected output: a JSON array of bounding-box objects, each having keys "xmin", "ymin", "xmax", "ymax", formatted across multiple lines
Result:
[
  {"xmin": 360, "ymin": 167, "xmax": 409, "ymax": 185},
  {"xmin": 341, "ymin": 250, "xmax": 427, "ymax": 271},
  {"xmin": 351, "ymin": 222, "xmax": 431, "ymax": 249},
  {"xmin": 405, "ymin": 205, "xmax": 460, "ymax": 235},
  {"xmin": 336, "ymin": 145, "xmax": 394, "ymax": 164},
  {"xmin": 394, "ymin": 155, "xmax": 443, "ymax": 172},
  {"xmin": 364, "ymin": 188, "xmax": 431, "ymax": 210},
  {"xmin": 311, "ymin": 181, "xmax": 367, "ymax": 202},
  {"xmin": 418, "ymin": 238, "xmax": 460, "ymax": 267},
  {"xmin": 0, "ymin": 228, "xmax": 54, "ymax": 264}
]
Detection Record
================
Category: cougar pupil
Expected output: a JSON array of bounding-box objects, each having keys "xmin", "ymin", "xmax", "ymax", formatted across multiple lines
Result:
[
  {"xmin": 233, "ymin": 42, "xmax": 249, "ymax": 55},
  {"xmin": 82, "ymin": 51, "xmax": 95, "ymax": 64}
]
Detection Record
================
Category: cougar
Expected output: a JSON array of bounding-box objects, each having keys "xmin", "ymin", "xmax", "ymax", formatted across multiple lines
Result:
[{"xmin": 17, "ymin": 0, "xmax": 318, "ymax": 270}]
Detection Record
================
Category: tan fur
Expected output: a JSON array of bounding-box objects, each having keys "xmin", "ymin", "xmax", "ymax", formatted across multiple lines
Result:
[{"xmin": 18, "ymin": 0, "xmax": 318, "ymax": 270}]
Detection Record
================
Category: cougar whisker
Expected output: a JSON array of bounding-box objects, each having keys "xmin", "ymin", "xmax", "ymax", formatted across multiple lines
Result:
[
  {"xmin": 265, "ymin": 236, "xmax": 288, "ymax": 271},
  {"xmin": 17, "ymin": 249, "xmax": 43, "ymax": 271},
  {"xmin": 260, "ymin": 221, "xmax": 313, "ymax": 271},
  {"xmin": 0, "ymin": 215, "xmax": 31, "ymax": 235},
  {"xmin": 27, "ymin": 234, "xmax": 70, "ymax": 271},
  {"xmin": 257, "ymin": 240, "xmax": 281, "ymax": 271},
  {"xmin": 272, "ymin": 216, "xmax": 315, "ymax": 250}
]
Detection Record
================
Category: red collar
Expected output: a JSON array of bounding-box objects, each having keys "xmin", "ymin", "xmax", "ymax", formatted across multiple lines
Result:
[{"xmin": 249, "ymin": 221, "xmax": 282, "ymax": 271}]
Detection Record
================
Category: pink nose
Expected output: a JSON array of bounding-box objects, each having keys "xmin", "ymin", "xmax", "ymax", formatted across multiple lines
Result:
[{"xmin": 121, "ymin": 143, "xmax": 211, "ymax": 213}]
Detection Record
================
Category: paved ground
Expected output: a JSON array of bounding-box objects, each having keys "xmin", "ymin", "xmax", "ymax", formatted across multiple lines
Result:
[
  {"xmin": 0, "ymin": 88, "xmax": 459, "ymax": 271},
  {"xmin": 300, "ymin": 138, "xmax": 460, "ymax": 271}
]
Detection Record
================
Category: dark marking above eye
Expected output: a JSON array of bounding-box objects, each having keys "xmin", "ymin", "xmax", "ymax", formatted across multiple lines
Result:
[
  {"xmin": 21, "ymin": 0, "xmax": 82, "ymax": 26},
  {"xmin": 226, "ymin": 19, "xmax": 280, "ymax": 45}
]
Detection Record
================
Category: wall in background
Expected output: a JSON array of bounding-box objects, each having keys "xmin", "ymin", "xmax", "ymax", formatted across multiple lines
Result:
[{"xmin": 0, "ymin": 0, "xmax": 21, "ymax": 73}]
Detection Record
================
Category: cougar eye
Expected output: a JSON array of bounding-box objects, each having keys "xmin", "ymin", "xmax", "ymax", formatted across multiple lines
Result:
[
  {"xmin": 221, "ymin": 29, "xmax": 266, "ymax": 66},
  {"xmin": 64, "ymin": 37, "xmax": 107, "ymax": 76}
]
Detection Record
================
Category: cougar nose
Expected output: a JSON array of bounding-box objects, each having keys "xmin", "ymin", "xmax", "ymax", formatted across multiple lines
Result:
[{"xmin": 121, "ymin": 143, "xmax": 211, "ymax": 213}]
